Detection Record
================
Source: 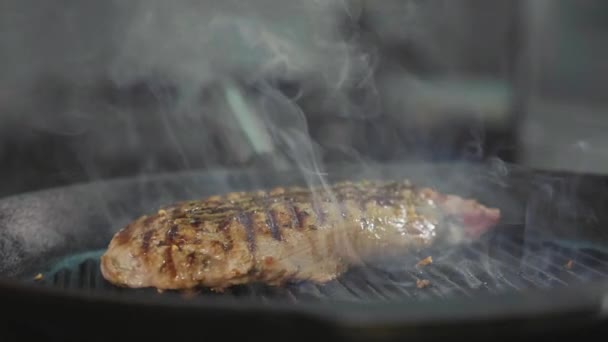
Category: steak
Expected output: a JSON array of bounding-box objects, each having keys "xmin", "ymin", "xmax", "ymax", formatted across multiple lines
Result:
[{"xmin": 100, "ymin": 180, "xmax": 500, "ymax": 291}]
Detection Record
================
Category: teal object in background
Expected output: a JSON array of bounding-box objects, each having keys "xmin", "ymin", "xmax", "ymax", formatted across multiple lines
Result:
[{"xmin": 519, "ymin": 0, "xmax": 608, "ymax": 173}]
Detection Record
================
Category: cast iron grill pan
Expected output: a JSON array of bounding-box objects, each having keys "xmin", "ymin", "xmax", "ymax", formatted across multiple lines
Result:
[
  {"xmin": 3, "ymin": 162, "xmax": 608, "ymax": 341},
  {"xmin": 3, "ymin": 162, "xmax": 607, "ymax": 304}
]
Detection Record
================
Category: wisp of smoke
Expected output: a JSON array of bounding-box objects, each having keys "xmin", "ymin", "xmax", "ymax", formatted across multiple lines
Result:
[
  {"xmin": 0, "ymin": 0, "xmax": 523, "ymax": 277},
  {"xmin": 105, "ymin": 0, "xmax": 377, "ymax": 260}
]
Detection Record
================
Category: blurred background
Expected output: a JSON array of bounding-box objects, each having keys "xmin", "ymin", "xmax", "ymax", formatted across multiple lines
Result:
[{"xmin": 0, "ymin": 0, "xmax": 606, "ymax": 197}]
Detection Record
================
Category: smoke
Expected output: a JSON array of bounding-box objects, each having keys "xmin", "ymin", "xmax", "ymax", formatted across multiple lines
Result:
[
  {"xmin": 8, "ymin": 1, "xmax": 607, "ymax": 302},
  {"xmin": 0, "ymin": 1, "xmax": 523, "ymax": 265},
  {"xmin": 0, "ymin": 0, "xmax": 520, "ymax": 191},
  {"xmin": 3, "ymin": 1, "xmax": 375, "ymax": 181},
  {"xmin": 110, "ymin": 1, "xmax": 364, "ymax": 89},
  {"xmin": 93, "ymin": 0, "xmax": 386, "ymax": 263},
  {"xmin": 99, "ymin": 0, "xmax": 388, "ymax": 235},
  {"xmin": 1, "ymin": 0, "xmax": 522, "ymax": 249}
]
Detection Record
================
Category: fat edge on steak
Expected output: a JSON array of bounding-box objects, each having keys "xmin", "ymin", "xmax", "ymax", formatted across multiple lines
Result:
[{"xmin": 100, "ymin": 180, "xmax": 501, "ymax": 291}]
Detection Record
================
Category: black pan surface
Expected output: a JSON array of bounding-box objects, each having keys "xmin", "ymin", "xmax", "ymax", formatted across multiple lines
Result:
[{"xmin": 1, "ymin": 161, "xmax": 608, "ymax": 341}]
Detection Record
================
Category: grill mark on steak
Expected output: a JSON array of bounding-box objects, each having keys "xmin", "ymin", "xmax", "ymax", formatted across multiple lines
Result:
[
  {"xmin": 141, "ymin": 230, "xmax": 154, "ymax": 254},
  {"xmin": 162, "ymin": 225, "xmax": 179, "ymax": 278},
  {"xmin": 267, "ymin": 209, "xmax": 282, "ymax": 241},
  {"xmin": 292, "ymin": 205, "xmax": 308, "ymax": 230},
  {"xmin": 167, "ymin": 224, "xmax": 179, "ymax": 242},
  {"xmin": 284, "ymin": 201, "xmax": 301, "ymax": 229},
  {"xmin": 237, "ymin": 212, "xmax": 256, "ymax": 253},
  {"xmin": 253, "ymin": 192, "xmax": 282, "ymax": 242}
]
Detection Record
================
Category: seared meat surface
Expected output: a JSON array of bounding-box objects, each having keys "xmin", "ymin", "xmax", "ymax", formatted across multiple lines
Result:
[{"xmin": 100, "ymin": 180, "xmax": 500, "ymax": 291}]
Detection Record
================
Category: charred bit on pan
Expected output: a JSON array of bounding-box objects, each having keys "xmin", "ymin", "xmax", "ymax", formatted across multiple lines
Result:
[
  {"xmin": 416, "ymin": 279, "xmax": 431, "ymax": 289},
  {"xmin": 416, "ymin": 256, "xmax": 433, "ymax": 268}
]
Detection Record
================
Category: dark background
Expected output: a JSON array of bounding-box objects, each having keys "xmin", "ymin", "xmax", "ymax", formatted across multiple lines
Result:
[{"xmin": 0, "ymin": 0, "xmax": 606, "ymax": 198}]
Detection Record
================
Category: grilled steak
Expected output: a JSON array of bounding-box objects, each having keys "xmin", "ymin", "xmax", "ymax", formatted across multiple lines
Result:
[{"xmin": 100, "ymin": 180, "xmax": 500, "ymax": 291}]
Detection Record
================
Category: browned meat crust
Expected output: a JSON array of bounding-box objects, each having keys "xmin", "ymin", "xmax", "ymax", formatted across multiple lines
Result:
[{"xmin": 100, "ymin": 180, "xmax": 500, "ymax": 291}]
